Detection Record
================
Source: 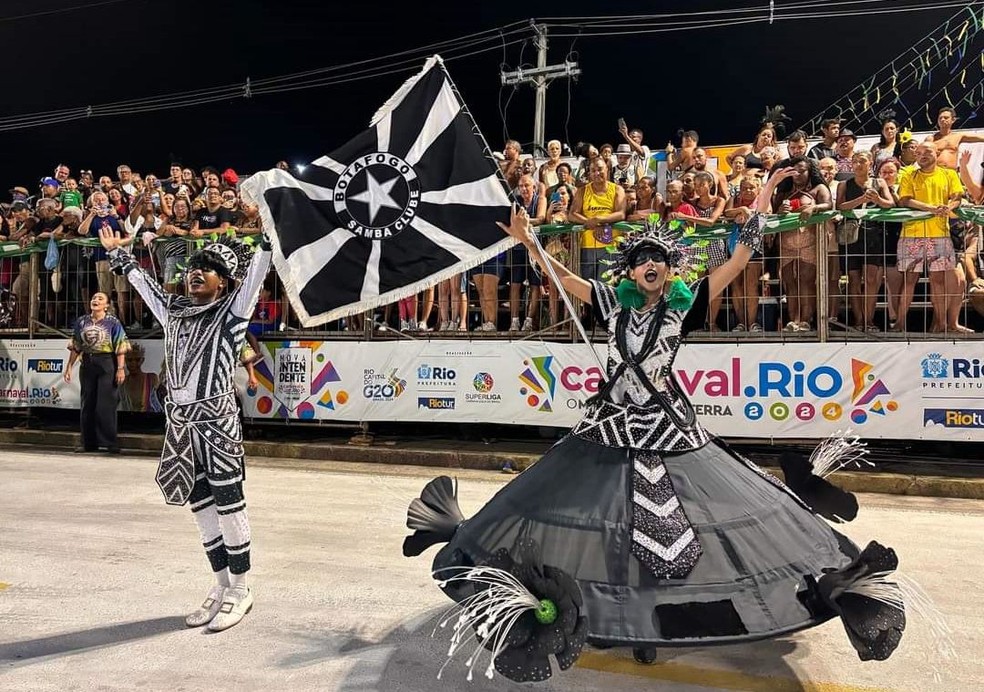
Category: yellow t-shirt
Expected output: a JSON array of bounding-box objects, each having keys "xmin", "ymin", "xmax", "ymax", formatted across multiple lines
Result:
[
  {"xmin": 898, "ymin": 166, "xmax": 964, "ymax": 238},
  {"xmin": 580, "ymin": 181, "xmax": 621, "ymax": 249}
]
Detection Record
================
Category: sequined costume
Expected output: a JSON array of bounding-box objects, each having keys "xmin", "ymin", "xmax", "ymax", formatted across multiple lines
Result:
[{"xmin": 108, "ymin": 242, "xmax": 271, "ymax": 579}]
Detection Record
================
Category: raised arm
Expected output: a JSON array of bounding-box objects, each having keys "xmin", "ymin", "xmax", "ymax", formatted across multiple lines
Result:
[
  {"xmin": 498, "ymin": 206, "xmax": 592, "ymax": 304},
  {"xmin": 231, "ymin": 240, "xmax": 274, "ymax": 318},
  {"xmin": 959, "ymin": 150, "xmax": 982, "ymax": 202},
  {"xmin": 708, "ymin": 168, "xmax": 791, "ymax": 297},
  {"xmin": 99, "ymin": 226, "xmax": 170, "ymax": 325}
]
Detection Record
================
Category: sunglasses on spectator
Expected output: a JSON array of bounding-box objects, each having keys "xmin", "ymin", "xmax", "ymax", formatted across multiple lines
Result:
[{"xmin": 630, "ymin": 247, "xmax": 667, "ymax": 267}]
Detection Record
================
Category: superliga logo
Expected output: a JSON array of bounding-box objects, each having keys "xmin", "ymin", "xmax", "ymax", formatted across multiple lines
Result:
[
  {"xmin": 333, "ymin": 153, "xmax": 420, "ymax": 240},
  {"xmin": 466, "ymin": 372, "xmax": 501, "ymax": 404}
]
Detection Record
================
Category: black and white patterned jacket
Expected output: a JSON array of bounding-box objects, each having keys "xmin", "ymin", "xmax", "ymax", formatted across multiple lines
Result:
[{"xmin": 570, "ymin": 279, "xmax": 711, "ymax": 452}]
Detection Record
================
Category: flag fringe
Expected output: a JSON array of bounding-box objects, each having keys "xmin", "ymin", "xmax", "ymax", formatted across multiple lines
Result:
[
  {"xmin": 369, "ymin": 55, "xmax": 444, "ymax": 127},
  {"xmin": 295, "ymin": 234, "xmax": 518, "ymax": 327}
]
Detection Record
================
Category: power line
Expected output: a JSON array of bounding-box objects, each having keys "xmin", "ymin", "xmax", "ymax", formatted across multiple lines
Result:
[
  {"xmin": 0, "ymin": 2, "xmax": 979, "ymax": 132},
  {"xmin": 0, "ymin": 31, "xmax": 533, "ymax": 131},
  {"xmin": 542, "ymin": 1, "xmax": 981, "ymax": 36},
  {"xmin": 0, "ymin": 0, "xmax": 134, "ymax": 23}
]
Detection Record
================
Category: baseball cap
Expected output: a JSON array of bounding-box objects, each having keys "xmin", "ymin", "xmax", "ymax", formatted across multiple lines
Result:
[
  {"xmin": 41, "ymin": 177, "xmax": 60, "ymax": 188},
  {"xmin": 10, "ymin": 200, "xmax": 29, "ymax": 212}
]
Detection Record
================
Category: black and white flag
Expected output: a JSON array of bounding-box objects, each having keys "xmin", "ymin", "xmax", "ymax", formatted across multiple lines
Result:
[{"xmin": 241, "ymin": 55, "xmax": 514, "ymax": 326}]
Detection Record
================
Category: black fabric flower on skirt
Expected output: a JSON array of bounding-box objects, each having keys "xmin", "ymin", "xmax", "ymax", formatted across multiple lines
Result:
[
  {"xmin": 802, "ymin": 541, "xmax": 906, "ymax": 661},
  {"xmin": 434, "ymin": 538, "xmax": 588, "ymax": 683}
]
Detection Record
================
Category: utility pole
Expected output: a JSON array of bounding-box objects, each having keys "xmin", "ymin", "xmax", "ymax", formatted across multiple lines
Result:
[{"xmin": 500, "ymin": 23, "xmax": 580, "ymax": 155}]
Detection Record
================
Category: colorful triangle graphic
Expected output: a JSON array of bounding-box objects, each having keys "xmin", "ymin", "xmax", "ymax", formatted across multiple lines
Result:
[
  {"xmin": 311, "ymin": 360, "xmax": 341, "ymax": 395},
  {"xmin": 539, "ymin": 399, "xmax": 553, "ymax": 413},
  {"xmin": 856, "ymin": 379, "xmax": 890, "ymax": 406},
  {"xmin": 520, "ymin": 368, "xmax": 545, "ymax": 394},
  {"xmin": 851, "ymin": 359, "xmax": 872, "ymax": 401},
  {"xmin": 869, "ymin": 401, "xmax": 886, "ymax": 415},
  {"xmin": 317, "ymin": 389, "xmax": 335, "ymax": 410}
]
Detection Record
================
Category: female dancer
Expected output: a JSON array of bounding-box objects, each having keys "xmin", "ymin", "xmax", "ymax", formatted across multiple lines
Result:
[{"xmin": 405, "ymin": 170, "xmax": 905, "ymax": 681}]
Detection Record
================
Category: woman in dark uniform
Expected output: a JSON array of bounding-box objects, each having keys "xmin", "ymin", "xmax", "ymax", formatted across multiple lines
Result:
[{"xmin": 64, "ymin": 291, "xmax": 130, "ymax": 453}]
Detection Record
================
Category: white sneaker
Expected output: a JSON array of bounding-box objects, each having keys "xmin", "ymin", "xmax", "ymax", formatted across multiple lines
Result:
[
  {"xmin": 207, "ymin": 587, "xmax": 254, "ymax": 632},
  {"xmin": 185, "ymin": 584, "xmax": 226, "ymax": 627},
  {"xmin": 521, "ymin": 317, "xmax": 534, "ymax": 331},
  {"xmin": 508, "ymin": 317, "xmax": 520, "ymax": 331},
  {"xmin": 477, "ymin": 321, "xmax": 497, "ymax": 332},
  {"xmin": 399, "ymin": 319, "xmax": 410, "ymax": 331},
  {"xmin": 438, "ymin": 321, "xmax": 451, "ymax": 332}
]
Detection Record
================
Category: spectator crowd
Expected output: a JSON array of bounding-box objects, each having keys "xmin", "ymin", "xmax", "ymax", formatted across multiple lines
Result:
[{"xmin": 2, "ymin": 108, "xmax": 984, "ymax": 338}]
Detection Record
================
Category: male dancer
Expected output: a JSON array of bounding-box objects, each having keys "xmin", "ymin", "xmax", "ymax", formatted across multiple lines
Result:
[{"xmin": 99, "ymin": 226, "xmax": 271, "ymax": 631}]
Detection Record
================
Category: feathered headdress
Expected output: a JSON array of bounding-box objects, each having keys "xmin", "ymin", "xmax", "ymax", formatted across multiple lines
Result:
[
  {"xmin": 181, "ymin": 228, "xmax": 258, "ymax": 288},
  {"xmin": 604, "ymin": 215, "xmax": 685, "ymax": 283},
  {"xmin": 601, "ymin": 215, "xmax": 696, "ymax": 310}
]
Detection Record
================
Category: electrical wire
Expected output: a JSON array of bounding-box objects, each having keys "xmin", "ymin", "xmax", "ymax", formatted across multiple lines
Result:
[
  {"xmin": 249, "ymin": 38, "xmax": 528, "ymax": 96},
  {"xmin": 539, "ymin": 0, "xmax": 982, "ymax": 24},
  {"xmin": 542, "ymin": 2, "xmax": 980, "ymax": 37},
  {"xmin": 563, "ymin": 41, "xmax": 579, "ymax": 149},
  {"xmin": 2, "ymin": 1, "xmax": 980, "ymax": 132},
  {"xmin": 0, "ymin": 0, "xmax": 134, "ymax": 23},
  {"xmin": 250, "ymin": 23, "xmax": 530, "ymax": 87},
  {"xmin": 0, "ymin": 32, "xmax": 532, "ymax": 131}
]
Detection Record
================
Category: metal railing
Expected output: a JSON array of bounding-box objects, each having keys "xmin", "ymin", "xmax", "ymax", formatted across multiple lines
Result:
[{"xmin": 3, "ymin": 218, "xmax": 983, "ymax": 344}]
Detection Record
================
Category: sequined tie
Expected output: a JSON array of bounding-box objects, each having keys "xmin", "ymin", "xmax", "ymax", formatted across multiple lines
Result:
[{"xmin": 630, "ymin": 450, "xmax": 702, "ymax": 578}]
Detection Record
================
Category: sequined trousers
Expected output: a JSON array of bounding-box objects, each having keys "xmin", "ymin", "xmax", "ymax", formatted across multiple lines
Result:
[{"xmin": 158, "ymin": 391, "xmax": 244, "ymax": 505}]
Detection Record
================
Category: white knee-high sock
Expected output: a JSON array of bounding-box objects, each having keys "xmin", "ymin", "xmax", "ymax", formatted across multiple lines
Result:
[{"xmin": 191, "ymin": 502, "xmax": 230, "ymax": 586}]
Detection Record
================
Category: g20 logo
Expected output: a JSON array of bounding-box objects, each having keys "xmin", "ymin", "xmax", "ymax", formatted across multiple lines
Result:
[{"xmin": 362, "ymin": 368, "xmax": 406, "ymax": 401}]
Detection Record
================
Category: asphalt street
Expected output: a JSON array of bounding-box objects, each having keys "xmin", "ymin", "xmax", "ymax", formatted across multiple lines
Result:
[{"xmin": 0, "ymin": 449, "xmax": 982, "ymax": 691}]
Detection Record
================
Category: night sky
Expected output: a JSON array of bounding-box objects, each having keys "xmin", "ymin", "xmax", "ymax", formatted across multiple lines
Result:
[{"xmin": 0, "ymin": 0, "xmax": 971, "ymax": 192}]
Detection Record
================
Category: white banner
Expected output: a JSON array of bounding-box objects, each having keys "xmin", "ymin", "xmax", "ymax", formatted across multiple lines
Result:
[
  {"xmin": 3, "ymin": 338, "xmax": 983, "ymax": 441},
  {"xmin": 0, "ymin": 339, "xmax": 165, "ymax": 413}
]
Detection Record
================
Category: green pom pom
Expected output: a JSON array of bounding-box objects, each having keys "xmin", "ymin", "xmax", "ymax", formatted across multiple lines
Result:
[
  {"xmin": 666, "ymin": 276, "xmax": 694, "ymax": 310},
  {"xmin": 616, "ymin": 279, "xmax": 646, "ymax": 309},
  {"xmin": 646, "ymin": 212, "xmax": 661, "ymax": 226},
  {"xmin": 668, "ymin": 219, "xmax": 682, "ymax": 231},
  {"xmin": 535, "ymin": 599, "xmax": 557, "ymax": 625}
]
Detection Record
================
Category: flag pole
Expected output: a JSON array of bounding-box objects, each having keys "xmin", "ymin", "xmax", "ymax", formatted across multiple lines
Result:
[
  {"xmin": 438, "ymin": 56, "xmax": 601, "ymax": 365},
  {"xmin": 528, "ymin": 230, "xmax": 605, "ymax": 371}
]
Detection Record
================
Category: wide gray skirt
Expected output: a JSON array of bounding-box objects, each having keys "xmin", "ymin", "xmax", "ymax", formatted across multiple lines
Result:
[{"xmin": 434, "ymin": 434, "xmax": 857, "ymax": 646}]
